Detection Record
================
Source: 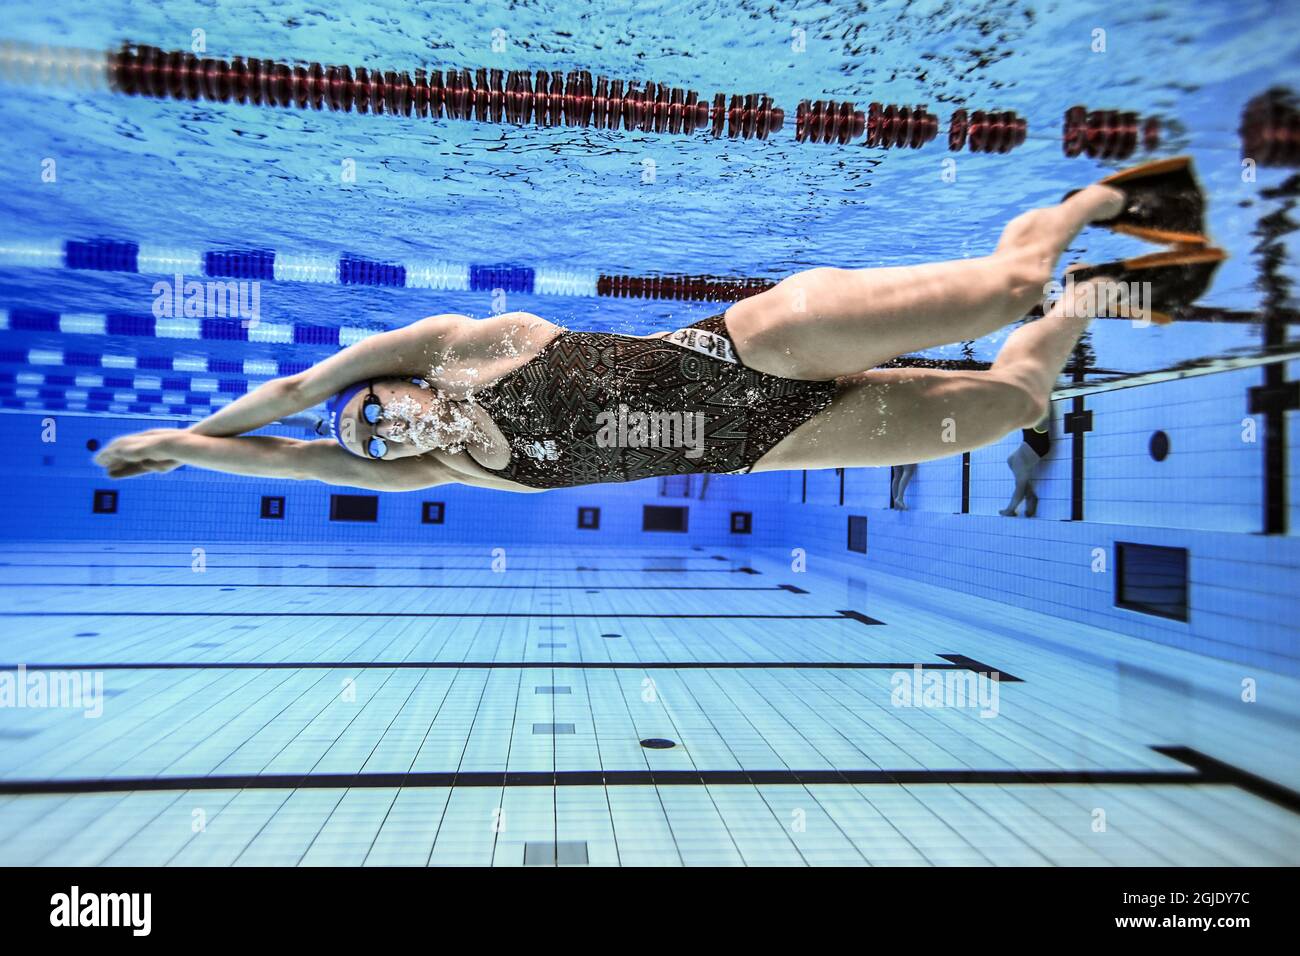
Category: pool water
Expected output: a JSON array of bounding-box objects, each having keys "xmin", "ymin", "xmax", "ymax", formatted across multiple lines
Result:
[
  {"xmin": 0, "ymin": 1, "xmax": 1297, "ymax": 351},
  {"xmin": 0, "ymin": 0, "xmax": 1298, "ymax": 866}
]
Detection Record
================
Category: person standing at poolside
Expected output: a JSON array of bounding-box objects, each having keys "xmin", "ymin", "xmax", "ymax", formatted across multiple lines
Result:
[{"xmin": 1000, "ymin": 408, "xmax": 1052, "ymax": 517}]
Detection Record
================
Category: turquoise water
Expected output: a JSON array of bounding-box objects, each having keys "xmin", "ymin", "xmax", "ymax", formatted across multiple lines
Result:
[{"xmin": 0, "ymin": 0, "xmax": 1297, "ymax": 371}]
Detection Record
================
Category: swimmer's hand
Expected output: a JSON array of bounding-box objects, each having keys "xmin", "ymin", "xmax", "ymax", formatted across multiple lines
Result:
[{"xmin": 94, "ymin": 429, "xmax": 183, "ymax": 479}]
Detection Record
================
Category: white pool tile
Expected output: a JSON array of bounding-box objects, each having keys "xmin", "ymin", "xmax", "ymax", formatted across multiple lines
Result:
[{"xmin": 0, "ymin": 542, "xmax": 1296, "ymax": 866}]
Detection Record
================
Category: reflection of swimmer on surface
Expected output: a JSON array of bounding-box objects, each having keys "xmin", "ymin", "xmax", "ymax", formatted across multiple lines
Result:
[{"xmin": 95, "ymin": 158, "xmax": 1225, "ymax": 494}]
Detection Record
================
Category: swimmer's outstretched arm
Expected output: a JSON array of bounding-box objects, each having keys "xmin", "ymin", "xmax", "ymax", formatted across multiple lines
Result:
[
  {"xmin": 96, "ymin": 430, "xmax": 447, "ymax": 491},
  {"xmin": 189, "ymin": 315, "xmax": 464, "ymax": 438}
]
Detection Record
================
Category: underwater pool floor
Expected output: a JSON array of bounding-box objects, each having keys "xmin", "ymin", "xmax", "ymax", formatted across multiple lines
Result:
[{"xmin": 0, "ymin": 542, "xmax": 1296, "ymax": 866}]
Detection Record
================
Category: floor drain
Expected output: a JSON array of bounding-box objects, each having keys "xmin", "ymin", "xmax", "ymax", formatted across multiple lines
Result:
[
  {"xmin": 533, "ymin": 723, "xmax": 575, "ymax": 735},
  {"xmin": 640, "ymin": 738, "xmax": 677, "ymax": 749},
  {"xmin": 601, "ymin": 633, "xmax": 621, "ymax": 639},
  {"xmin": 523, "ymin": 841, "xmax": 588, "ymax": 865}
]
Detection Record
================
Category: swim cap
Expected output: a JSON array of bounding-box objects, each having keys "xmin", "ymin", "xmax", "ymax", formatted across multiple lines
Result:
[
  {"xmin": 325, "ymin": 378, "xmax": 431, "ymax": 456},
  {"xmin": 326, "ymin": 381, "xmax": 371, "ymax": 451}
]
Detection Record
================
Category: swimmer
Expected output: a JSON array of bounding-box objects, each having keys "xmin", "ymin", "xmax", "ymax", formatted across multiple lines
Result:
[{"xmin": 95, "ymin": 158, "xmax": 1226, "ymax": 494}]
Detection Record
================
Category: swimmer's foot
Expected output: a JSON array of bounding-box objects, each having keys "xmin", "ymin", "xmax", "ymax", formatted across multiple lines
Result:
[
  {"xmin": 1024, "ymin": 492, "xmax": 1038, "ymax": 517},
  {"xmin": 1064, "ymin": 156, "xmax": 1209, "ymax": 246},
  {"xmin": 1067, "ymin": 245, "xmax": 1229, "ymax": 325},
  {"xmin": 998, "ymin": 507, "xmax": 1018, "ymax": 517}
]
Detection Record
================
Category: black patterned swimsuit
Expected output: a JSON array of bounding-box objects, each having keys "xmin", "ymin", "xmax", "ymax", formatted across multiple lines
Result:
[{"xmin": 472, "ymin": 314, "xmax": 838, "ymax": 489}]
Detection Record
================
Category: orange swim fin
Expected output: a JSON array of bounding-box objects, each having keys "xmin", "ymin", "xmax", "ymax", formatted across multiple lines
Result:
[
  {"xmin": 1066, "ymin": 156, "xmax": 1210, "ymax": 246},
  {"xmin": 1068, "ymin": 246, "xmax": 1228, "ymax": 324}
]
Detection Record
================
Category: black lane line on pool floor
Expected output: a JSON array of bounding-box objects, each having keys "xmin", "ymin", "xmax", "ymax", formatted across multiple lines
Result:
[
  {"xmin": 9, "ymin": 746, "xmax": 1297, "ymax": 806},
  {"xmin": 0, "ymin": 611, "xmax": 872, "ymax": 620},
  {"xmin": 936, "ymin": 654, "xmax": 1023, "ymax": 683},
  {"xmin": 0, "ymin": 563, "xmax": 761, "ymax": 572},
  {"xmin": 1, "ymin": 611, "xmax": 1033, "ymax": 675},
  {"xmin": 0, "ymin": 588, "xmax": 1030, "ymax": 678},
  {"xmin": 0, "ymin": 550, "xmax": 718, "ymax": 559},
  {"xmin": 3, "ymin": 582, "xmax": 793, "ymax": 590},
  {"xmin": 0, "ymin": 657, "xmax": 1009, "ymax": 672},
  {"xmin": 1154, "ymin": 746, "xmax": 1300, "ymax": 815}
]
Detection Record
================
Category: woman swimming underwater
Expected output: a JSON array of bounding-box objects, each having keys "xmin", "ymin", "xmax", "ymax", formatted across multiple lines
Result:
[{"xmin": 95, "ymin": 158, "xmax": 1225, "ymax": 493}]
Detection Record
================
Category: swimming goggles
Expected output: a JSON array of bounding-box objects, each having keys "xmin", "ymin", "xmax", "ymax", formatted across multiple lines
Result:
[{"xmin": 358, "ymin": 382, "xmax": 388, "ymax": 459}]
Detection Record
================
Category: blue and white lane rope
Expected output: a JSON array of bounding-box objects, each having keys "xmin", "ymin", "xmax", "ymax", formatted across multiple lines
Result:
[
  {"xmin": 0, "ymin": 341, "xmax": 309, "ymax": 378},
  {"xmin": 0, "ymin": 307, "xmax": 385, "ymax": 348},
  {"xmin": 0, "ymin": 238, "xmax": 774, "ymax": 303},
  {"xmin": 0, "ymin": 238, "xmax": 598, "ymax": 297},
  {"xmin": 0, "ymin": 325, "xmax": 321, "ymax": 420},
  {"xmin": 0, "ymin": 310, "xmax": 379, "ymax": 421},
  {"xmin": 0, "ymin": 382, "xmax": 322, "ymax": 429},
  {"xmin": 0, "ymin": 381, "xmax": 230, "ymax": 418},
  {"xmin": 1, "ymin": 384, "xmax": 227, "ymax": 409},
  {"xmin": 0, "ymin": 369, "xmax": 258, "ymax": 401},
  {"xmin": 0, "ymin": 395, "xmax": 226, "ymax": 418},
  {"xmin": 0, "ymin": 363, "xmax": 267, "ymax": 419}
]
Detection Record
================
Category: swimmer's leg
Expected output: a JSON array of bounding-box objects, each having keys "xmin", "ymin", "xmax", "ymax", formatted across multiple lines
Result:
[
  {"xmin": 751, "ymin": 279, "xmax": 1103, "ymax": 471},
  {"xmin": 723, "ymin": 185, "xmax": 1123, "ymax": 379}
]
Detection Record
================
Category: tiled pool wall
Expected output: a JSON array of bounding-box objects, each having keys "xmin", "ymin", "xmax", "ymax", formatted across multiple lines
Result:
[
  {"xmin": 0, "ymin": 412, "xmax": 797, "ymax": 547},
  {"xmin": 789, "ymin": 368, "xmax": 1300, "ymax": 676},
  {"xmin": 4, "ymin": 361, "xmax": 1298, "ymax": 674}
]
